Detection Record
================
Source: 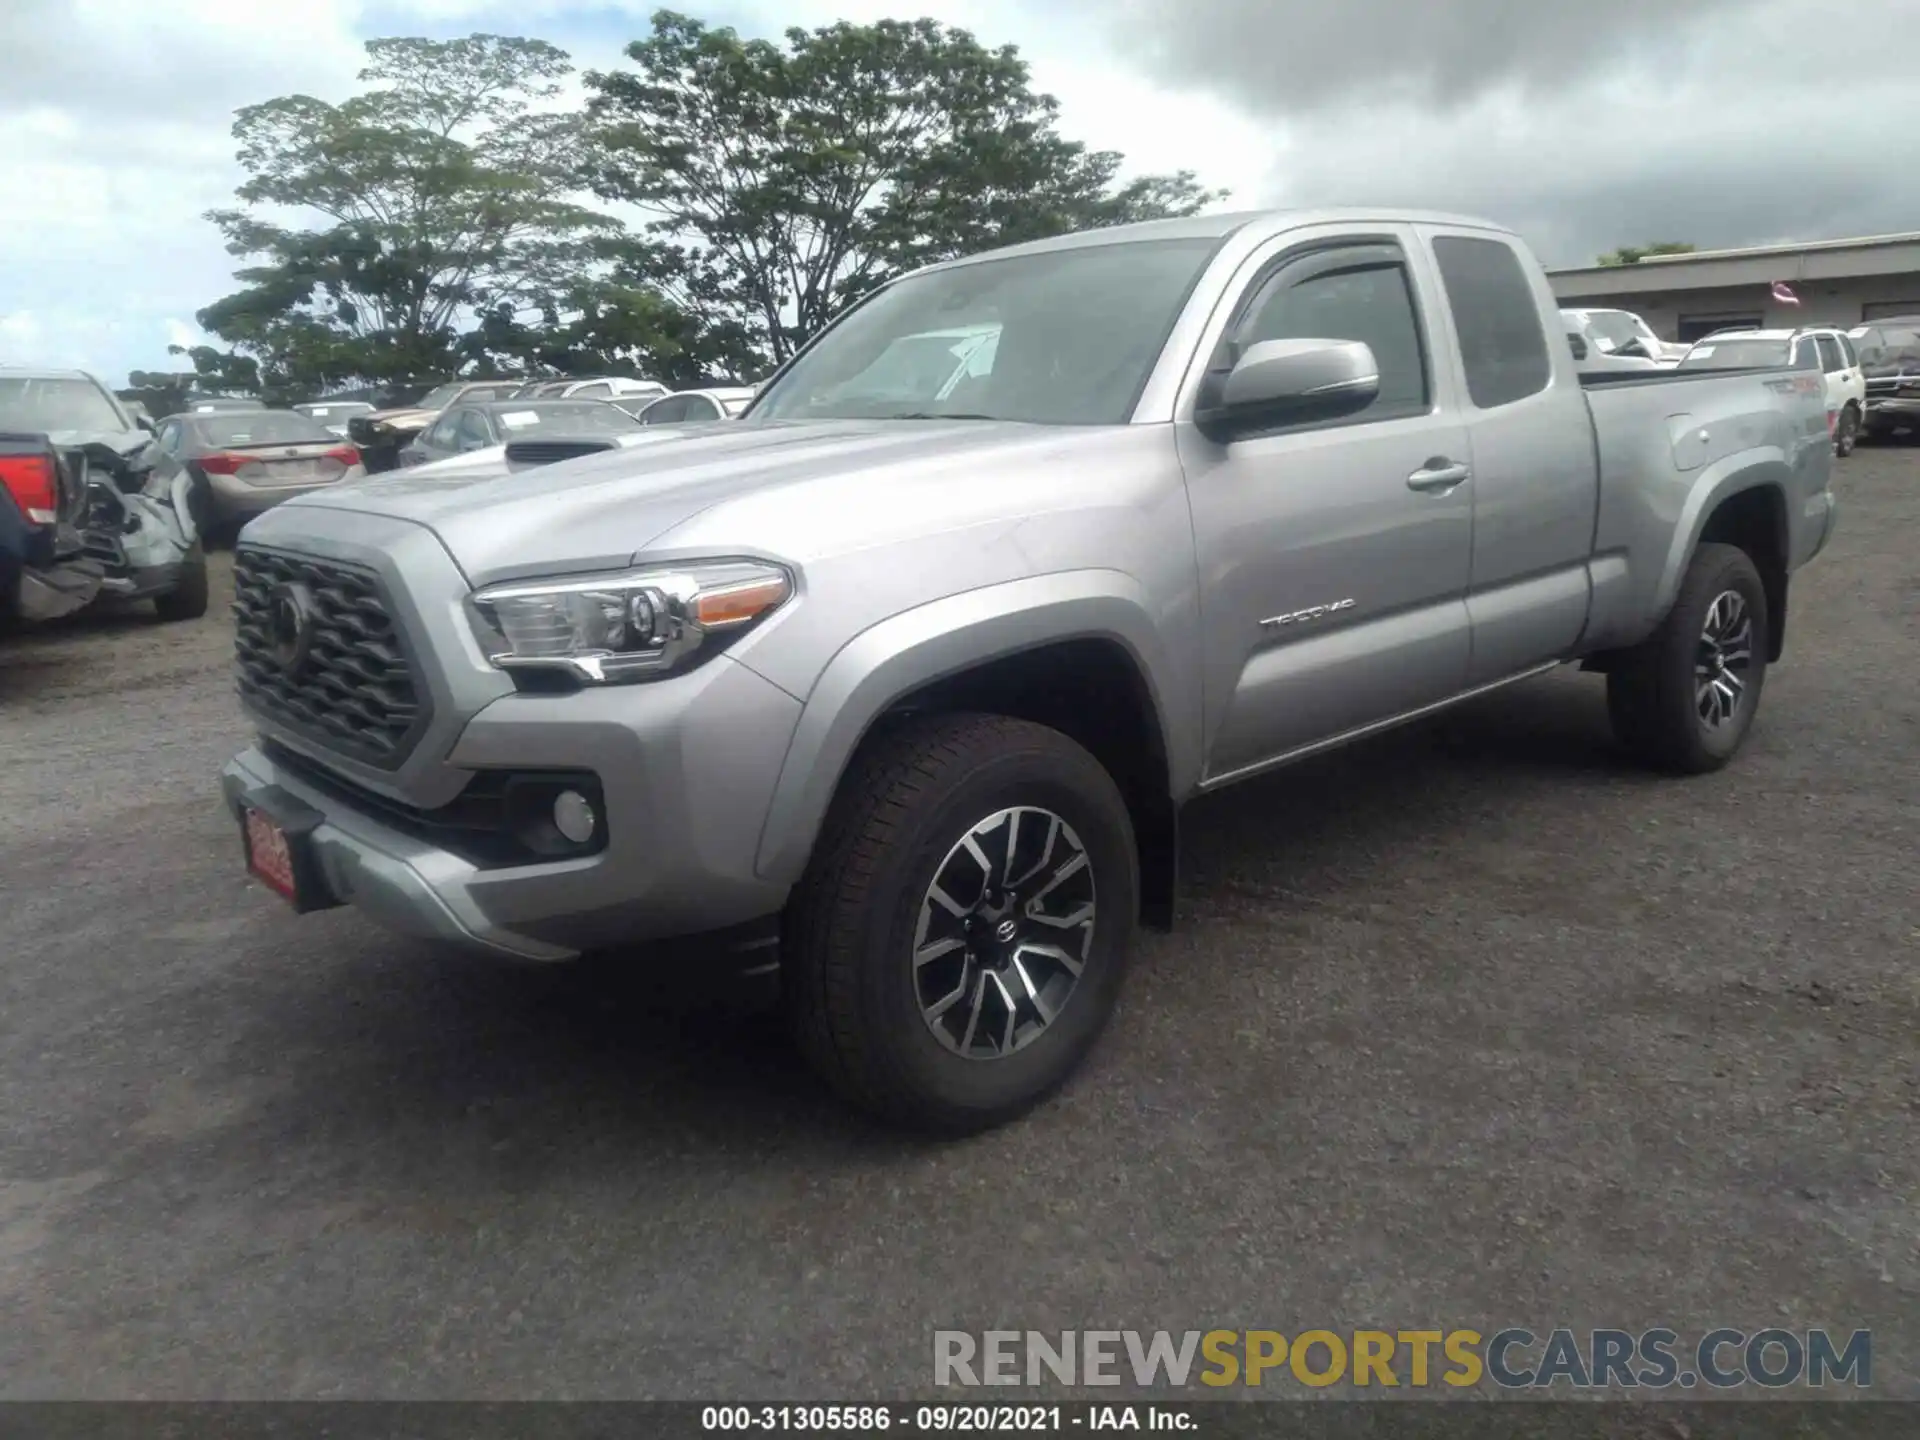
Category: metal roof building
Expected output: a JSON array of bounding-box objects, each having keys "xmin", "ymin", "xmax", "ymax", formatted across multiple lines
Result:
[{"xmin": 1548, "ymin": 232, "xmax": 1920, "ymax": 344}]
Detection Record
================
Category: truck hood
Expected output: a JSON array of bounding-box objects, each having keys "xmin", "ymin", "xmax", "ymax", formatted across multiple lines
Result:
[
  {"xmin": 401, "ymin": 428, "xmax": 682, "ymax": 481},
  {"xmin": 278, "ymin": 417, "xmax": 1084, "ymax": 581}
]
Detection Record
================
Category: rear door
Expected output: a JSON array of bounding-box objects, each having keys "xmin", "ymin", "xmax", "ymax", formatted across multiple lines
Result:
[
  {"xmin": 1419, "ymin": 227, "xmax": 1600, "ymax": 685},
  {"xmin": 1179, "ymin": 226, "xmax": 1474, "ymax": 782},
  {"xmin": 1816, "ymin": 333, "xmax": 1861, "ymax": 413}
]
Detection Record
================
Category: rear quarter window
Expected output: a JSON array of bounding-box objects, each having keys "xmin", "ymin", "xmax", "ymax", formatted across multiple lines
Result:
[{"xmin": 1430, "ymin": 236, "xmax": 1552, "ymax": 408}]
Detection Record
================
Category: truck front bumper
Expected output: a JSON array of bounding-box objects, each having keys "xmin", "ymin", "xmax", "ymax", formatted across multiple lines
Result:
[
  {"xmin": 221, "ymin": 653, "xmax": 805, "ymax": 963},
  {"xmin": 223, "ymin": 744, "xmax": 580, "ymax": 960}
]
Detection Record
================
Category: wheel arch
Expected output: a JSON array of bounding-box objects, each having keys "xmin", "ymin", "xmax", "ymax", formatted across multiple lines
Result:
[
  {"xmin": 1658, "ymin": 466, "xmax": 1792, "ymax": 663},
  {"xmin": 751, "ymin": 572, "xmax": 1196, "ymax": 929}
]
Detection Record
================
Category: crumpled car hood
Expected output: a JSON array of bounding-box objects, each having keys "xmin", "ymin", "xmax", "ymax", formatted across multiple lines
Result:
[
  {"xmin": 365, "ymin": 407, "xmax": 435, "ymax": 428},
  {"xmin": 44, "ymin": 428, "xmax": 148, "ymax": 455}
]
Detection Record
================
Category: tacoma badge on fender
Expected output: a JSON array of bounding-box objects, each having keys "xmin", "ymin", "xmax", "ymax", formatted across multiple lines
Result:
[{"xmin": 1259, "ymin": 598, "xmax": 1356, "ymax": 629}]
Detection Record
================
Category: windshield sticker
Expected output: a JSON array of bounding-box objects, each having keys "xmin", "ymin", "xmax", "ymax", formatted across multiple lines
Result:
[{"xmin": 499, "ymin": 410, "xmax": 541, "ymax": 427}]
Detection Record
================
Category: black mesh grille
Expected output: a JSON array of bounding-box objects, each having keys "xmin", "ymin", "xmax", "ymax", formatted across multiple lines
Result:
[{"xmin": 233, "ymin": 546, "xmax": 429, "ymax": 768}]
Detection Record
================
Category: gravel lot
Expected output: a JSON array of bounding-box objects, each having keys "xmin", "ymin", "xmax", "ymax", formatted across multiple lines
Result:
[{"xmin": 1, "ymin": 449, "xmax": 1914, "ymax": 1401}]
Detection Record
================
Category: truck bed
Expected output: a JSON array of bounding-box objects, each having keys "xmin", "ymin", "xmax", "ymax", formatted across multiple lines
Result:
[{"xmin": 1576, "ymin": 363, "xmax": 1831, "ymax": 655}]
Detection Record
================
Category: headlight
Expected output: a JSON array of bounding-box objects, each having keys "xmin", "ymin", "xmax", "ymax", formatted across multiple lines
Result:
[{"xmin": 469, "ymin": 558, "xmax": 793, "ymax": 685}]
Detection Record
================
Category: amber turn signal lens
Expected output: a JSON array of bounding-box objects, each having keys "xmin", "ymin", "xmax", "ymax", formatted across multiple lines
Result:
[{"xmin": 693, "ymin": 575, "xmax": 790, "ymax": 627}]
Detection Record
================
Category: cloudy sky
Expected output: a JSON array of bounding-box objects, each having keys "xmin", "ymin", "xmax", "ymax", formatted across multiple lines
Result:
[{"xmin": 4, "ymin": 0, "xmax": 1913, "ymax": 386}]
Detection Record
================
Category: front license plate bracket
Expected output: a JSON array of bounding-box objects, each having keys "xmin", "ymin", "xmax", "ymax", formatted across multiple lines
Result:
[{"xmin": 237, "ymin": 783, "xmax": 342, "ymax": 914}]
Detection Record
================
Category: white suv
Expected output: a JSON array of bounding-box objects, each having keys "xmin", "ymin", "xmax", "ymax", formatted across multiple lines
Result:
[{"xmin": 1681, "ymin": 327, "xmax": 1868, "ymax": 456}]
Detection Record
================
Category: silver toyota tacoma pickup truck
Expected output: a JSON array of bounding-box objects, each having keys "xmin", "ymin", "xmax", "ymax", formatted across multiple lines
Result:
[{"xmin": 222, "ymin": 208, "xmax": 1836, "ymax": 1131}]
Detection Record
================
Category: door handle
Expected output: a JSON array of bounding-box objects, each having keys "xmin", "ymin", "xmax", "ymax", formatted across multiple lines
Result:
[{"xmin": 1407, "ymin": 460, "xmax": 1470, "ymax": 493}]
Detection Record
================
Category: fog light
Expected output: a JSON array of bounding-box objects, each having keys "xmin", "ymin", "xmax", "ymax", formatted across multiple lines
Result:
[{"xmin": 553, "ymin": 790, "xmax": 597, "ymax": 845}]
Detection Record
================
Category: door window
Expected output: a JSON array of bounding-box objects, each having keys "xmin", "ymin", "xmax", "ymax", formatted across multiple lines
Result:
[
  {"xmin": 1815, "ymin": 335, "xmax": 1844, "ymax": 374},
  {"xmin": 455, "ymin": 409, "xmax": 494, "ymax": 449},
  {"xmin": 641, "ymin": 397, "xmax": 689, "ymax": 425},
  {"xmin": 1227, "ymin": 244, "xmax": 1431, "ymax": 425},
  {"xmin": 1430, "ymin": 235, "xmax": 1551, "ymax": 409}
]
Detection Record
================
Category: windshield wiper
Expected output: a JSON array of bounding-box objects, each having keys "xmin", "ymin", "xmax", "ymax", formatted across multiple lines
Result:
[{"xmin": 887, "ymin": 411, "xmax": 998, "ymax": 421}]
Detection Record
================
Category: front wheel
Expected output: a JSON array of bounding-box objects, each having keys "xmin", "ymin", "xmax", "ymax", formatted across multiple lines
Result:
[
  {"xmin": 1835, "ymin": 405, "xmax": 1859, "ymax": 458},
  {"xmin": 1607, "ymin": 542, "xmax": 1768, "ymax": 774},
  {"xmin": 785, "ymin": 713, "xmax": 1139, "ymax": 1134}
]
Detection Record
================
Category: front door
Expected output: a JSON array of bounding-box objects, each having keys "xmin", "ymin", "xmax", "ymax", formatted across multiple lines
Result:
[{"xmin": 1179, "ymin": 230, "xmax": 1475, "ymax": 783}]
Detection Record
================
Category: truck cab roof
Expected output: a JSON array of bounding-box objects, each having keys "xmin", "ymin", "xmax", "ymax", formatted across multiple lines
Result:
[{"xmin": 918, "ymin": 206, "xmax": 1520, "ymax": 272}]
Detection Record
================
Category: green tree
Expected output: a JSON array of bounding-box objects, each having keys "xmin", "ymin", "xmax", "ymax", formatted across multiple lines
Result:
[
  {"xmin": 582, "ymin": 11, "xmax": 1224, "ymax": 365},
  {"xmin": 1596, "ymin": 242, "xmax": 1696, "ymax": 267},
  {"xmin": 195, "ymin": 34, "xmax": 621, "ymax": 398},
  {"xmin": 121, "ymin": 371, "xmax": 205, "ymax": 418},
  {"xmin": 457, "ymin": 234, "xmax": 764, "ymax": 386}
]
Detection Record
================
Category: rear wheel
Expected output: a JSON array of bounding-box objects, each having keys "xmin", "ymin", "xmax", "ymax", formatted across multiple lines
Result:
[
  {"xmin": 785, "ymin": 713, "xmax": 1138, "ymax": 1133},
  {"xmin": 1607, "ymin": 542, "xmax": 1768, "ymax": 774},
  {"xmin": 1835, "ymin": 404, "xmax": 1859, "ymax": 457}
]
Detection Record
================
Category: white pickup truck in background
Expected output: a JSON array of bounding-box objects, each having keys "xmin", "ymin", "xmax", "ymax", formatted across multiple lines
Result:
[{"xmin": 1561, "ymin": 306, "xmax": 1684, "ymax": 367}]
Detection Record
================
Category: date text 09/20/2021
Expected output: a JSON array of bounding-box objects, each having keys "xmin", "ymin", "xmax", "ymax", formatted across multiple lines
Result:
[{"xmin": 702, "ymin": 1407, "xmax": 1189, "ymax": 1431}]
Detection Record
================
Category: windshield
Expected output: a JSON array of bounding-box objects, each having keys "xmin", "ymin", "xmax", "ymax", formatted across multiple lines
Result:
[
  {"xmin": 1582, "ymin": 311, "xmax": 1645, "ymax": 350},
  {"xmin": 195, "ymin": 411, "xmax": 337, "ymax": 447},
  {"xmin": 1679, "ymin": 338, "xmax": 1798, "ymax": 370},
  {"xmin": 415, "ymin": 384, "xmax": 465, "ymax": 410},
  {"xmin": 1849, "ymin": 325, "xmax": 1920, "ymax": 366},
  {"xmin": 753, "ymin": 237, "xmax": 1219, "ymax": 424},
  {"xmin": 0, "ymin": 375, "xmax": 133, "ymax": 433},
  {"xmin": 496, "ymin": 402, "xmax": 644, "ymax": 435}
]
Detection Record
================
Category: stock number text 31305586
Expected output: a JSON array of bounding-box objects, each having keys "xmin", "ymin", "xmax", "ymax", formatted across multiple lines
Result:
[{"xmin": 701, "ymin": 1406, "xmax": 1070, "ymax": 1432}]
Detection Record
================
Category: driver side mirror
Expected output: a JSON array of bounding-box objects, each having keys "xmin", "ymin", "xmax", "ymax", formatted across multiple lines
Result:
[
  {"xmin": 135, "ymin": 415, "xmax": 157, "ymax": 435},
  {"xmin": 1195, "ymin": 338, "xmax": 1381, "ymax": 439},
  {"xmin": 1614, "ymin": 339, "xmax": 1650, "ymax": 360}
]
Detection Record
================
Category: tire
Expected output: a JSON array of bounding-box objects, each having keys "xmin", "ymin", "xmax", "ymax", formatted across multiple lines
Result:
[
  {"xmin": 183, "ymin": 474, "xmax": 216, "ymax": 538},
  {"xmin": 1607, "ymin": 542, "xmax": 1768, "ymax": 774},
  {"xmin": 152, "ymin": 542, "xmax": 210, "ymax": 622},
  {"xmin": 1835, "ymin": 404, "xmax": 1859, "ymax": 458},
  {"xmin": 785, "ymin": 712, "xmax": 1139, "ymax": 1134}
]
